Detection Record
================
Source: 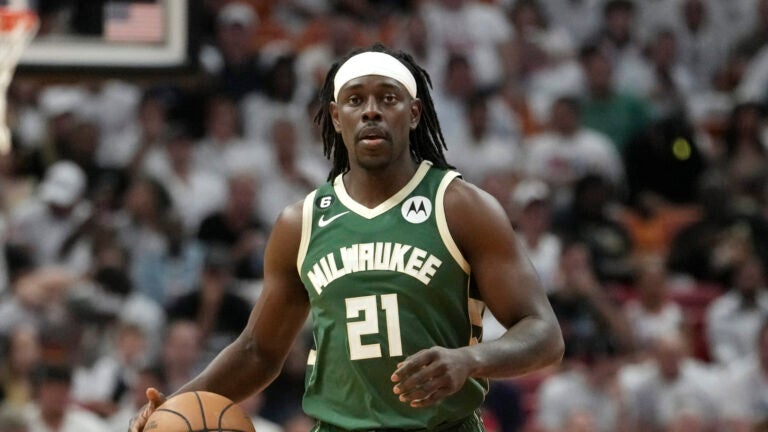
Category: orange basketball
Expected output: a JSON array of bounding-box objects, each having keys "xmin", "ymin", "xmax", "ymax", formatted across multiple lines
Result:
[{"xmin": 145, "ymin": 391, "xmax": 256, "ymax": 432}]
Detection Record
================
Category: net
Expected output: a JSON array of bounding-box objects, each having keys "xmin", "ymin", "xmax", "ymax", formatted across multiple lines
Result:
[{"xmin": 0, "ymin": 8, "xmax": 38, "ymax": 154}]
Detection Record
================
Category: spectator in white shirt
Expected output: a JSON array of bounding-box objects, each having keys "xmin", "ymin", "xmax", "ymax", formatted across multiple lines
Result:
[
  {"xmin": 523, "ymin": 96, "xmax": 624, "ymax": 207},
  {"xmin": 256, "ymin": 119, "xmax": 326, "ymax": 225},
  {"xmin": 536, "ymin": 341, "xmax": 628, "ymax": 432},
  {"xmin": 626, "ymin": 331, "xmax": 722, "ymax": 431},
  {"xmin": 194, "ymin": 95, "xmax": 270, "ymax": 178},
  {"xmin": 511, "ymin": 179, "xmax": 562, "ymax": 294},
  {"xmin": 146, "ymin": 127, "xmax": 226, "ymax": 234},
  {"xmin": 706, "ymin": 254, "xmax": 768, "ymax": 364},
  {"xmin": 24, "ymin": 364, "xmax": 107, "ymax": 432},
  {"xmin": 447, "ymin": 92, "xmax": 521, "ymax": 185},
  {"xmin": 721, "ymin": 318, "xmax": 768, "ymax": 431},
  {"xmin": 623, "ymin": 255, "xmax": 684, "ymax": 351},
  {"xmin": 9, "ymin": 161, "xmax": 91, "ymax": 270}
]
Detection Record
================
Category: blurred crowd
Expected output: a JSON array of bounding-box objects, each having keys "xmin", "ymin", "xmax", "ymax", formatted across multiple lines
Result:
[{"xmin": 1, "ymin": 0, "xmax": 768, "ymax": 431}]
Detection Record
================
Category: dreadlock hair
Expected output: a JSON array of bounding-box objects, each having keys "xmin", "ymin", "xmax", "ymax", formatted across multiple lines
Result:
[{"xmin": 314, "ymin": 43, "xmax": 453, "ymax": 181}]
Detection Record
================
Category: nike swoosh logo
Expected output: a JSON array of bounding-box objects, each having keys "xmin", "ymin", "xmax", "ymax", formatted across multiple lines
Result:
[{"xmin": 318, "ymin": 211, "xmax": 350, "ymax": 228}]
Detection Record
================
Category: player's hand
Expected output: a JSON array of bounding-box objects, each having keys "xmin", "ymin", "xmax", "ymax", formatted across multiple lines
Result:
[
  {"xmin": 128, "ymin": 387, "xmax": 166, "ymax": 432},
  {"xmin": 390, "ymin": 347, "xmax": 475, "ymax": 408}
]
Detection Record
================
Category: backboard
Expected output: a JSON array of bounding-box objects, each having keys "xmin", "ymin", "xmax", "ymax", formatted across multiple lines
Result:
[{"xmin": 3, "ymin": 0, "xmax": 196, "ymax": 73}]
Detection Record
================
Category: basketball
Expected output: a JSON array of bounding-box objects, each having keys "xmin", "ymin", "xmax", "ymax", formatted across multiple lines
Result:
[{"xmin": 145, "ymin": 391, "xmax": 256, "ymax": 432}]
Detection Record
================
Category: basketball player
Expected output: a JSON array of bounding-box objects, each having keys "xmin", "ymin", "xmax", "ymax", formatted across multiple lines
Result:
[{"xmin": 129, "ymin": 44, "xmax": 563, "ymax": 432}]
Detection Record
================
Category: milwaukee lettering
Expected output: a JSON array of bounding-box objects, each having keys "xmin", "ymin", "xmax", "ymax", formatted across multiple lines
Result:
[{"xmin": 306, "ymin": 242, "xmax": 443, "ymax": 294}]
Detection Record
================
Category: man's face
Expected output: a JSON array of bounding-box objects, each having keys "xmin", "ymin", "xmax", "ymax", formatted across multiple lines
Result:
[
  {"xmin": 37, "ymin": 381, "xmax": 70, "ymax": 417},
  {"xmin": 331, "ymin": 75, "xmax": 421, "ymax": 172}
]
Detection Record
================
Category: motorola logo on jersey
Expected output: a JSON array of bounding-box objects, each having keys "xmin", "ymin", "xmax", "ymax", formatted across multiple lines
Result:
[{"xmin": 401, "ymin": 196, "xmax": 431, "ymax": 224}]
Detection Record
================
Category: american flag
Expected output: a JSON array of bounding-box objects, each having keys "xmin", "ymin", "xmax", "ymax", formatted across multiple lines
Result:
[{"xmin": 104, "ymin": 2, "xmax": 164, "ymax": 43}]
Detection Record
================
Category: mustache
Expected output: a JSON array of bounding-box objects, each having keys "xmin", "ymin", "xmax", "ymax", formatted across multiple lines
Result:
[{"xmin": 357, "ymin": 125, "xmax": 389, "ymax": 140}]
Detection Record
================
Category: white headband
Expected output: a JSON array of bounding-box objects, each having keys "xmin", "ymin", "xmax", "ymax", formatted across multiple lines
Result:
[{"xmin": 333, "ymin": 52, "xmax": 418, "ymax": 101}]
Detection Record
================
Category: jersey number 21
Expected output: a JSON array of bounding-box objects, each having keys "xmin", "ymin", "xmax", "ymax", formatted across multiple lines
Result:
[{"xmin": 346, "ymin": 294, "xmax": 403, "ymax": 360}]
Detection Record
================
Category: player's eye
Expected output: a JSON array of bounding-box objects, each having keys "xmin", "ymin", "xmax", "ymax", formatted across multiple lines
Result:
[
  {"xmin": 347, "ymin": 95, "xmax": 361, "ymax": 105},
  {"xmin": 383, "ymin": 94, "xmax": 397, "ymax": 104}
]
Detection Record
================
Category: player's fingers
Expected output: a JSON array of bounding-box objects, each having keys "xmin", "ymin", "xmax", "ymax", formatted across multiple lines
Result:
[
  {"xmin": 392, "ymin": 362, "xmax": 440, "ymax": 395},
  {"xmin": 409, "ymin": 387, "xmax": 451, "ymax": 408},
  {"xmin": 146, "ymin": 387, "xmax": 167, "ymax": 408},
  {"xmin": 391, "ymin": 349, "xmax": 435, "ymax": 382},
  {"xmin": 128, "ymin": 406, "xmax": 150, "ymax": 432},
  {"xmin": 397, "ymin": 378, "xmax": 442, "ymax": 402},
  {"xmin": 393, "ymin": 363, "xmax": 445, "ymax": 394}
]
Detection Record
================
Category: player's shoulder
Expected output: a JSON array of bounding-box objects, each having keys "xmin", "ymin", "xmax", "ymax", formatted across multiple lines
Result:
[
  {"xmin": 442, "ymin": 175, "xmax": 513, "ymax": 247},
  {"xmin": 443, "ymin": 175, "xmax": 505, "ymax": 215},
  {"xmin": 272, "ymin": 198, "xmax": 306, "ymax": 235}
]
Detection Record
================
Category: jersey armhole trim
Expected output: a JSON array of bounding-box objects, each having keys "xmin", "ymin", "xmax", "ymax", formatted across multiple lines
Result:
[
  {"xmin": 296, "ymin": 190, "xmax": 317, "ymax": 273},
  {"xmin": 436, "ymin": 171, "xmax": 470, "ymax": 274}
]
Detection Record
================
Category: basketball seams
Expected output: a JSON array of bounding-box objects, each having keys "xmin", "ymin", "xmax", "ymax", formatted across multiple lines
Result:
[
  {"xmin": 149, "ymin": 391, "xmax": 253, "ymax": 432},
  {"xmin": 193, "ymin": 391, "xmax": 207, "ymax": 431},
  {"xmin": 155, "ymin": 408, "xmax": 194, "ymax": 432},
  {"xmin": 218, "ymin": 402, "xmax": 236, "ymax": 432}
]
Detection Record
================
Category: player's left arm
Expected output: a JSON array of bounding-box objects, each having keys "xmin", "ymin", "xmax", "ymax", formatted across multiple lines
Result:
[{"xmin": 392, "ymin": 178, "xmax": 564, "ymax": 407}]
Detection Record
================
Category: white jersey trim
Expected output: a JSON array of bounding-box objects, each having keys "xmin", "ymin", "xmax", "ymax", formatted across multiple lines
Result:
[
  {"xmin": 436, "ymin": 171, "xmax": 470, "ymax": 274},
  {"xmin": 297, "ymin": 190, "xmax": 317, "ymax": 273},
  {"xmin": 333, "ymin": 161, "xmax": 432, "ymax": 219}
]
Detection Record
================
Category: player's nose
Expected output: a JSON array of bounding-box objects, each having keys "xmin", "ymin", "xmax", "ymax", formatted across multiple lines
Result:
[{"xmin": 362, "ymin": 96, "xmax": 382, "ymax": 121}]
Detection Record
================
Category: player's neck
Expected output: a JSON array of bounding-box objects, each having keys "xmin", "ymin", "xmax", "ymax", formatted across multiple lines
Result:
[{"xmin": 343, "ymin": 161, "xmax": 419, "ymax": 208}]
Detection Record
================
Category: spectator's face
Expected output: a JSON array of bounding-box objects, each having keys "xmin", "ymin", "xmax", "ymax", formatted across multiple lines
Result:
[
  {"xmin": 584, "ymin": 54, "xmax": 613, "ymax": 94},
  {"xmin": 560, "ymin": 243, "xmax": 592, "ymax": 278},
  {"xmin": 116, "ymin": 326, "xmax": 147, "ymax": 365},
  {"xmin": 467, "ymin": 101, "xmax": 488, "ymax": 137},
  {"xmin": 518, "ymin": 201, "xmax": 551, "ymax": 234},
  {"xmin": 551, "ymin": 100, "xmax": 580, "ymax": 134},
  {"xmin": 329, "ymin": 16, "xmax": 357, "ymax": 56},
  {"xmin": 405, "ymin": 15, "xmax": 427, "ymax": 49},
  {"xmin": 272, "ymin": 120, "xmax": 297, "ymax": 168},
  {"xmin": 9, "ymin": 325, "xmax": 41, "ymax": 375},
  {"xmin": 37, "ymin": 380, "xmax": 70, "ymax": 418},
  {"xmin": 652, "ymin": 34, "xmax": 677, "ymax": 69},
  {"xmin": 207, "ymin": 99, "xmax": 238, "ymax": 140},
  {"xmin": 139, "ymin": 98, "xmax": 167, "ymax": 137},
  {"xmin": 167, "ymin": 138, "xmax": 193, "ymax": 170},
  {"xmin": 163, "ymin": 322, "xmax": 202, "ymax": 370},
  {"xmin": 512, "ymin": 4, "xmax": 542, "ymax": 35},
  {"xmin": 734, "ymin": 257, "xmax": 765, "ymax": 295},
  {"xmin": 605, "ymin": 8, "xmax": 634, "ymax": 40},
  {"xmin": 70, "ymin": 121, "xmax": 99, "ymax": 162},
  {"xmin": 124, "ymin": 181, "xmax": 157, "ymax": 218},
  {"xmin": 217, "ymin": 24, "xmax": 253, "ymax": 59},
  {"xmin": 683, "ymin": 0, "xmax": 705, "ymax": 29},
  {"xmin": 587, "ymin": 355, "xmax": 619, "ymax": 387},
  {"xmin": 228, "ymin": 176, "xmax": 256, "ymax": 213},
  {"xmin": 444, "ymin": 59, "xmax": 475, "ymax": 99}
]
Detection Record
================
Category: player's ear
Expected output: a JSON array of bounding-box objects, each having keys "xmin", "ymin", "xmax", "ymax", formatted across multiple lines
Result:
[
  {"xmin": 410, "ymin": 99, "xmax": 422, "ymax": 130},
  {"xmin": 330, "ymin": 101, "xmax": 342, "ymax": 133}
]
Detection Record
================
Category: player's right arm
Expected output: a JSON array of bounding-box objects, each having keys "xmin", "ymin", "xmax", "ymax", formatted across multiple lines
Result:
[{"xmin": 129, "ymin": 201, "xmax": 310, "ymax": 432}]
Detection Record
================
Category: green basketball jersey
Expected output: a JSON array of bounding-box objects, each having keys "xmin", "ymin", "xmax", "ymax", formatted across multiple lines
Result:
[{"xmin": 297, "ymin": 161, "xmax": 488, "ymax": 430}]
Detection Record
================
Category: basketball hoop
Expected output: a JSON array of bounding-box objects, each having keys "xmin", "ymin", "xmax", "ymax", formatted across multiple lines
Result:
[{"xmin": 0, "ymin": 8, "xmax": 38, "ymax": 154}]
